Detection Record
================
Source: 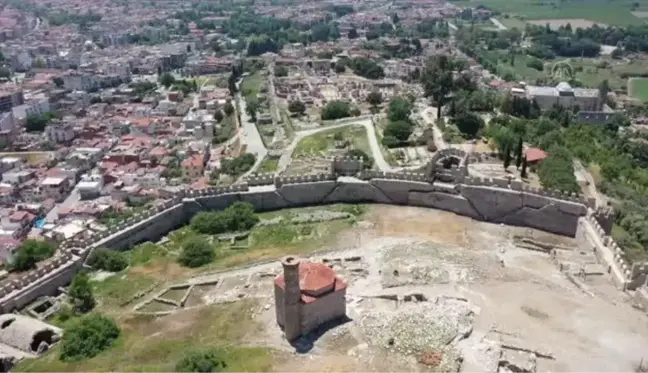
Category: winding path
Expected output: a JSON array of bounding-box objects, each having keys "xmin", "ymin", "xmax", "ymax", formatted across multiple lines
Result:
[{"xmin": 277, "ymin": 117, "xmax": 391, "ymax": 173}]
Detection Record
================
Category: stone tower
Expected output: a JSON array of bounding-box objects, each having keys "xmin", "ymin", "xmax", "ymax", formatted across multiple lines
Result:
[{"xmin": 281, "ymin": 256, "xmax": 302, "ymax": 341}]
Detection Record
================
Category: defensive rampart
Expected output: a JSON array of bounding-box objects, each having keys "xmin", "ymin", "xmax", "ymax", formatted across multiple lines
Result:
[{"xmin": 1, "ymin": 157, "xmax": 639, "ymax": 312}]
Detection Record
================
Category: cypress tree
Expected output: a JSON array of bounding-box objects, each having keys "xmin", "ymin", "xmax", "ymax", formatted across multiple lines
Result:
[
  {"xmin": 521, "ymin": 156, "xmax": 528, "ymax": 178},
  {"xmin": 515, "ymin": 137, "xmax": 523, "ymax": 169}
]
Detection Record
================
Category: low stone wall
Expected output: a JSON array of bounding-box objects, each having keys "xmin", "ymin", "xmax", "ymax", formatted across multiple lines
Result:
[{"xmin": 0, "ymin": 169, "xmax": 605, "ymax": 312}]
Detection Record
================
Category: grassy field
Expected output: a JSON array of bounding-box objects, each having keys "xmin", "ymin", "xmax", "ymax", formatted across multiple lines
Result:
[
  {"xmin": 240, "ymin": 71, "xmax": 264, "ymax": 102},
  {"xmin": 293, "ymin": 125, "xmax": 370, "ymax": 158},
  {"xmin": 629, "ymin": 77, "xmax": 648, "ymax": 101},
  {"xmin": 258, "ymin": 156, "xmax": 279, "ymax": 172},
  {"xmin": 451, "ymin": 0, "xmax": 647, "ymax": 26},
  {"xmin": 15, "ymin": 301, "xmax": 273, "ymax": 372}
]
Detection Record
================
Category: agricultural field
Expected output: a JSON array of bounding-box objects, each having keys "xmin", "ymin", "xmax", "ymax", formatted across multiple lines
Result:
[
  {"xmin": 629, "ymin": 77, "xmax": 648, "ymax": 101},
  {"xmin": 451, "ymin": 0, "xmax": 648, "ymax": 26}
]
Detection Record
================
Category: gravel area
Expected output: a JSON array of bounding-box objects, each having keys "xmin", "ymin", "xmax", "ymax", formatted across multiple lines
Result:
[{"xmin": 258, "ymin": 211, "xmax": 351, "ymax": 226}]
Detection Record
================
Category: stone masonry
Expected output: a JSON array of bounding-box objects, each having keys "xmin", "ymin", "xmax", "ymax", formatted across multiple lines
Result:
[{"xmin": 0, "ymin": 158, "xmax": 646, "ymax": 313}]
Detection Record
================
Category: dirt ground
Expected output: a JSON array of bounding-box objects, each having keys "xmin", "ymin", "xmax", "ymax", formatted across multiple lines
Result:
[
  {"xmin": 157, "ymin": 205, "xmax": 648, "ymax": 372},
  {"xmin": 527, "ymin": 18, "xmax": 607, "ymax": 29}
]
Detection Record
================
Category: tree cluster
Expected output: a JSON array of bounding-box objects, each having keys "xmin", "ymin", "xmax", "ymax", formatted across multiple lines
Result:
[
  {"xmin": 68, "ymin": 272, "xmax": 96, "ymax": 313},
  {"xmin": 220, "ymin": 153, "xmax": 256, "ymax": 176},
  {"xmin": 347, "ymin": 58, "xmax": 384, "ymax": 80},
  {"xmin": 25, "ymin": 112, "xmax": 57, "ymax": 133},
  {"xmin": 190, "ymin": 202, "xmax": 259, "ymax": 235},
  {"xmin": 11, "ymin": 239, "xmax": 56, "ymax": 271},
  {"xmin": 87, "ymin": 248, "xmax": 129, "ymax": 272},
  {"xmin": 538, "ymin": 146, "xmax": 580, "ymax": 193}
]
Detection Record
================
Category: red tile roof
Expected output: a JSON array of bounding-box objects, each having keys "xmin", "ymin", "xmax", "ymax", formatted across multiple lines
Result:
[
  {"xmin": 274, "ymin": 262, "xmax": 347, "ymax": 303},
  {"xmin": 525, "ymin": 147, "xmax": 548, "ymax": 162}
]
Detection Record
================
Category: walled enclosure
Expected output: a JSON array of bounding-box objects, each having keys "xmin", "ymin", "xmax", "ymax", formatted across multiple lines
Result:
[{"xmin": 0, "ymin": 150, "xmax": 646, "ymax": 313}]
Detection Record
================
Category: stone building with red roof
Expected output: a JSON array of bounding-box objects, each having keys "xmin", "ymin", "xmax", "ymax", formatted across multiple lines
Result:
[{"xmin": 274, "ymin": 256, "xmax": 347, "ymax": 341}]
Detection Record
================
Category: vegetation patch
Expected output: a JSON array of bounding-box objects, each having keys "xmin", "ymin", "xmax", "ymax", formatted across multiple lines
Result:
[
  {"xmin": 15, "ymin": 301, "xmax": 272, "ymax": 372},
  {"xmin": 628, "ymin": 77, "xmax": 648, "ymax": 101},
  {"xmin": 294, "ymin": 125, "xmax": 370, "ymax": 158}
]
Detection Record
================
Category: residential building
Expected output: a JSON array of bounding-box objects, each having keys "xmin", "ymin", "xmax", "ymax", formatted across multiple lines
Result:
[
  {"xmin": 44, "ymin": 121, "xmax": 75, "ymax": 143},
  {"xmin": 39, "ymin": 176, "xmax": 71, "ymax": 202}
]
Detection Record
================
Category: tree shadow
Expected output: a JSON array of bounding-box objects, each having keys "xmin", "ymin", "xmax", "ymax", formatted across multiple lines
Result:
[{"xmin": 289, "ymin": 315, "xmax": 353, "ymax": 354}]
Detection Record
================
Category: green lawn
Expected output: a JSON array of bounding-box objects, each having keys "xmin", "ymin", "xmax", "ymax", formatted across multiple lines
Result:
[
  {"xmin": 240, "ymin": 71, "xmax": 264, "ymax": 102},
  {"xmin": 15, "ymin": 301, "xmax": 273, "ymax": 372},
  {"xmin": 629, "ymin": 77, "xmax": 648, "ymax": 101},
  {"xmin": 293, "ymin": 125, "xmax": 371, "ymax": 158},
  {"xmin": 258, "ymin": 157, "xmax": 279, "ymax": 172},
  {"xmin": 451, "ymin": 0, "xmax": 647, "ymax": 26}
]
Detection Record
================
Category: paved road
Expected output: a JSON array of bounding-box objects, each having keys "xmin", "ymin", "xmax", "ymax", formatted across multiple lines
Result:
[
  {"xmin": 277, "ymin": 118, "xmax": 391, "ymax": 173},
  {"xmin": 45, "ymin": 188, "xmax": 81, "ymax": 223},
  {"xmin": 236, "ymin": 85, "xmax": 268, "ymax": 177},
  {"xmin": 490, "ymin": 18, "xmax": 507, "ymax": 30},
  {"xmin": 419, "ymin": 106, "xmax": 448, "ymax": 151}
]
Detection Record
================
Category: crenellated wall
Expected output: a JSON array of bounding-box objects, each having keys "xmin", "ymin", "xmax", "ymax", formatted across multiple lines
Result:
[
  {"xmin": 3, "ymin": 162, "xmax": 641, "ymax": 313},
  {"xmin": 576, "ymin": 211, "xmax": 648, "ymax": 290}
]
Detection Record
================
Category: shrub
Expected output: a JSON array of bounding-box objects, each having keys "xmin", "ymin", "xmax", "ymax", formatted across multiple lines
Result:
[
  {"xmin": 387, "ymin": 97, "xmax": 413, "ymax": 122},
  {"xmin": 68, "ymin": 272, "xmax": 95, "ymax": 313},
  {"xmin": 526, "ymin": 58, "xmax": 544, "ymax": 71},
  {"xmin": 87, "ymin": 248, "xmax": 128, "ymax": 272},
  {"xmin": 60, "ymin": 314, "xmax": 120, "ymax": 361},
  {"xmin": 178, "ymin": 237, "xmax": 214, "ymax": 268},
  {"xmin": 175, "ymin": 349, "xmax": 228, "ymax": 372}
]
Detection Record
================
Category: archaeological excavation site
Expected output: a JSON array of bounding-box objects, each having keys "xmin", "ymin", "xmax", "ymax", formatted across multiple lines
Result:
[{"xmin": 4, "ymin": 152, "xmax": 648, "ymax": 372}]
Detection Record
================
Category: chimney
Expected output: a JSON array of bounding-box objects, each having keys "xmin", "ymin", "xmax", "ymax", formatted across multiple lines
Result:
[{"xmin": 281, "ymin": 256, "xmax": 302, "ymax": 341}]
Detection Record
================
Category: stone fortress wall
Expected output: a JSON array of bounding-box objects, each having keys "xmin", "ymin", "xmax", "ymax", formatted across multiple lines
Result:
[{"xmin": 1, "ymin": 149, "xmax": 647, "ymax": 312}]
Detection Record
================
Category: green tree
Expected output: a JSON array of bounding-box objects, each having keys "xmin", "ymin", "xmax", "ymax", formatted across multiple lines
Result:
[
  {"xmin": 346, "ymin": 148, "xmax": 373, "ymax": 169},
  {"xmin": 348, "ymin": 27, "xmax": 358, "ymax": 39},
  {"xmin": 227, "ymin": 73, "xmax": 237, "ymax": 95},
  {"xmin": 521, "ymin": 156, "xmax": 528, "ymax": 178},
  {"xmin": 190, "ymin": 202, "xmax": 259, "ymax": 235},
  {"xmin": 387, "ymin": 97, "xmax": 412, "ymax": 122},
  {"xmin": 538, "ymin": 146, "xmax": 579, "ymax": 193},
  {"xmin": 214, "ymin": 110, "xmax": 224, "ymax": 122},
  {"xmin": 159, "ymin": 72, "xmax": 176, "ymax": 88},
  {"xmin": 451, "ymin": 112, "xmax": 484, "ymax": 138},
  {"xmin": 321, "ymin": 100, "xmax": 351, "ymax": 120},
  {"xmin": 515, "ymin": 137, "xmax": 524, "ymax": 169},
  {"xmin": 366, "ymin": 91, "xmax": 383, "ymax": 107},
  {"xmin": 0, "ymin": 67, "xmax": 10, "ymax": 79},
  {"xmin": 288, "ymin": 100, "xmax": 306, "ymax": 115},
  {"xmin": 11, "ymin": 239, "xmax": 56, "ymax": 271},
  {"xmin": 60, "ymin": 314, "xmax": 120, "ymax": 361},
  {"xmin": 383, "ymin": 120, "xmax": 413, "ymax": 147},
  {"xmin": 68, "ymin": 272, "xmax": 95, "ymax": 313},
  {"xmin": 334, "ymin": 63, "xmax": 345, "ymax": 73},
  {"xmin": 25, "ymin": 114, "xmax": 53, "ymax": 132},
  {"xmin": 178, "ymin": 237, "xmax": 214, "ymax": 268},
  {"xmin": 245, "ymin": 97, "xmax": 259, "ymax": 121},
  {"xmin": 347, "ymin": 57, "xmax": 384, "ymax": 79},
  {"xmin": 223, "ymin": 102, "xmax": 235, "ymax": 116},
  {"xmin": 422, "ymin": 55, "xmax": 455, "ymax": 119},
  {"xmin": 176, "ymin": 349, "xmax": 228, "ymax": 372},
  {"xmin": 87, "ymin": 248, "xmax": 128, "ymax": 272},
  {"xmin": 503, "ymin": 147, "xmax": 512, "ymax": 169}
]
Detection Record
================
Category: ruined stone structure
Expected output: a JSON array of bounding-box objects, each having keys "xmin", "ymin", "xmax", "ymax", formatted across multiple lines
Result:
[
  {"xmin": 0, "ymin": 151, "xmax": 646, "ymax": 313},
  {"xmin": 274, "ymin": 256, "xmax": 347, "ymax": 340},
  {"xmin": 0, "ymin": 313, "xmax": 62, "ymax": 366}
]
